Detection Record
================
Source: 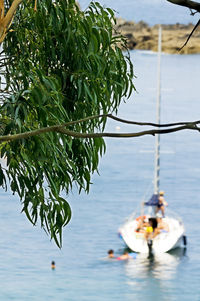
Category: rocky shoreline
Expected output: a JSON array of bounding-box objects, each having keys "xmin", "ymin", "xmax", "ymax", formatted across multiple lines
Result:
[{"xmin": 115, "ymin": 19, "xmax": 200, "ymax": 54}]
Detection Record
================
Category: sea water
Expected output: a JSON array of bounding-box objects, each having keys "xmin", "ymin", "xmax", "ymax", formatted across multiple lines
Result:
[
  {"xmin": 78, "ymin": 0, "xmax": 200, "ymax": 25},
  {"xmin": 0, "ymin": 51, "xmax": 200, "ymax": 300}
]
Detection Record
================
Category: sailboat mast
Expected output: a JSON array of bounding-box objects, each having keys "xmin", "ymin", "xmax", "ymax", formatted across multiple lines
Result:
[{"xmin": 154, "ymin": 25, "xmax": 162, "ymax": 195}]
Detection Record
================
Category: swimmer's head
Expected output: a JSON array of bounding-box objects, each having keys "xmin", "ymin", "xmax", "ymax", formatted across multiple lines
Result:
[{"xmin": 51, "ymin": 261, "xmax": 56, "ymax": 269}]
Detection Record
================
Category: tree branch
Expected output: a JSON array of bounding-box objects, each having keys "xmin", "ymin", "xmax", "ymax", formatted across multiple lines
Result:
[
  {"xmin": 0, "ymin": 0, "xmax": 4, "ymax": 20},
  {"xmin": 56, "ymin": 124, "xmax": 200, "ymax": 138},
  {"xmin": 179, "ymin": 18, "xmax": 200, "ymax": 50},
  {"xmin": 0, "ymin": 0, "xmax": 23, "ymax": 43},
  {"xmin": 167, "ymin": 0, "xmax": 200, "ymax": 12},
  {"xmin": 0, "ymin": 114, "xmax": 200, "ymax": 143},
  {"xmin": 167, "ymin": 0, "xmax": 200, "ymax": 49},
  {"xmin": 108, "ymin": 114, "xmax": 200, "ymax": 127}
]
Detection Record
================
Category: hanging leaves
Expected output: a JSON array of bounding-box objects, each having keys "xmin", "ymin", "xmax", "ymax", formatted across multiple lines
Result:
[{"xmin": 0, "ymin": 0, "xmax": 134, "ymax": 247}]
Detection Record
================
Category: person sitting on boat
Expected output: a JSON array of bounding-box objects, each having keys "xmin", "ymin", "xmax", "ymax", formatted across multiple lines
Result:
[
  {"xmin": 145, "ymin": 215, "xmax": 169, "ymax": 240},
  {"xmin": 135, "ymin": 216, "xmax": 149, "ymax": 232},
  {"xmin": 156, "ymin": 191, "xmax": 168, "ymax": 217},
  {"xmin": 144, "ymin": 217, "xmax": 160, "ymax": 240}
]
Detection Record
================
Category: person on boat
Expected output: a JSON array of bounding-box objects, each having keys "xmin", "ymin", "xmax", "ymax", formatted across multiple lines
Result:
[
  {"xmin": 144, "ymin": 217, "xmax": 159, "ymax": 240},
  {"xmin": 107, "ymin": 249, "xmax": 115, "ymax": 259},
  {"xmin": 136, "ymin": 216, "xmax": 149, "ymax": 232},
  {"xmin": 156, "ymin": 191, "xmax": 168, "ymax": 217}
]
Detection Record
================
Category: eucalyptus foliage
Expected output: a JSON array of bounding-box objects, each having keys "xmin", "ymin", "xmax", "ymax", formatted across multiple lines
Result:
[{"xmin": 0, "ymin": 0, "xmax": 134, "ymax": 246}]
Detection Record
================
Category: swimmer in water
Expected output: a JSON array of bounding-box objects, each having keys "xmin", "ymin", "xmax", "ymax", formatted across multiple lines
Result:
[
  {"xmin": 117, "ymin": 251, "xmax": 133, "ymax": 260},
  {"xmin": 107, "ymin": 249, "xmax": 115, "ymax": 258},
  {"xmin": 51, "ymin": 261, "xmax": 56, "ymax": 269}
]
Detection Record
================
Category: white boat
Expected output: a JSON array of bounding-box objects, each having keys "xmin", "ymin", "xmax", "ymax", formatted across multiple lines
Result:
[
  {"xmin": 118, "ymin": 26, "xmax": 187, "ymax": 255},
  {"xmin": 118, "ymin": 210, "xmax": 186, "ymax": 254}
]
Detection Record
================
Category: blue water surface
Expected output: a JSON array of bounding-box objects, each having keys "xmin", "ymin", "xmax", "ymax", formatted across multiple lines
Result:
[
  {"xmin": 78, "ymin": 0, "xmax": 200, "ymax": 25},
  {"xmin": 0, "ymin": 51, "xmax": 200, "ymax": 300}
]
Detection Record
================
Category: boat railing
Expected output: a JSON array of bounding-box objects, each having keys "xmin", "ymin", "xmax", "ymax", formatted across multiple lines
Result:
[
  {"xmin": 123, "ymin": 205, "xmax": 183, "ymax": 224},
  {"xmin": 165, "ymin": 207, "xmax": 183, "ymax": 223}
]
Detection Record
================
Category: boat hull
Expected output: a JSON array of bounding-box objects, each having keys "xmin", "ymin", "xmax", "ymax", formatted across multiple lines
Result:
[{"xmin": 119, "ymin": 216, "xmax": 185, "ymax": 254}]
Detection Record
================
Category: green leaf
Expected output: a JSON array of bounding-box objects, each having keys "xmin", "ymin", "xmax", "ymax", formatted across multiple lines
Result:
[
  {"xmin": 0, "ymin": 164, "xmax": 6, "ymax": 186},
  {"xmin": 1, "ymin": 0, "xmax": 134, "ymax": 248}
]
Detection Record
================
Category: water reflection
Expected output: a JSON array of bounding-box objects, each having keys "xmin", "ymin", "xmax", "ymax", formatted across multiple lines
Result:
[
  {"xmin": 124, "ymin": 248, "xmax": 187, "ymax": 299},
  {"xmin": 125, "ymin": 248, "xmax": 187, "ymax": 280}
]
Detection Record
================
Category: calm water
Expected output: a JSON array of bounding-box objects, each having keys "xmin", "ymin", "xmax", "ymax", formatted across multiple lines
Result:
[
  {"xmin": 1, "ymin": 51, "xmax": 200, "ymax": 300},
  {"xmin": 78, "ymin": 0, "xmax": 200, "ymax": 25}
]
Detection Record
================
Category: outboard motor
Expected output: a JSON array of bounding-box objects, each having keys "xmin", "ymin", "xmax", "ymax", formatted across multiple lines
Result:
[
  {"xmin": 183, "ymin": 235, "xmax": 187, "ymax": 246},
  {"xmin": 147, "ymin": 239, "xmax": 153, "ymax": 258}
]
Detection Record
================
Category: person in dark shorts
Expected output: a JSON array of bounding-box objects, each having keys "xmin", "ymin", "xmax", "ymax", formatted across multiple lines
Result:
[{"xmin": 156, "ymin": 191, "xmax": 168, "ymax": 217}]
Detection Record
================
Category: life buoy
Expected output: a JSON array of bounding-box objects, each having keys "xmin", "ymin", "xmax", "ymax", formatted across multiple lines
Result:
[{"xmin": 136, "ymin": 215, "xmax": 146, "ymax": 221}]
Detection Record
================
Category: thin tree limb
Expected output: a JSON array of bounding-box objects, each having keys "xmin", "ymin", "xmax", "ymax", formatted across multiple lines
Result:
[
  {"xmin": 0, "ymin": 0, "xmax": 4, "ymax": 20},
  {"xmin": 34, "ymin": 0, "xmax": 37, "ymax": 11},
  {"xmin": 167, "ymin": 0, "xmax": 200, "ymax": 12},
  {"xmin": 0, "ymin": 114, "xmax": 200, "ymax": 143},
  {"xmin": 167, "ymin": 0, "xmax": 200, "ymax": 49},
  {"xmin": 179, "ymin": 18, "xmax": 200, "ymax": 50},
  {"xmin": 0, "ymin": 0, "xmax": 23, "ymax": 43},
  {"xmin": 56, "ymin": 124, "xmax": 200, "ymax": 138},
  {"xmin": 108, "ymin": 114, "xmax": 200, "ymax": 127},
  {"xmin": 2, "ymin": 0, "xmax": 23, "ymax": 26}
]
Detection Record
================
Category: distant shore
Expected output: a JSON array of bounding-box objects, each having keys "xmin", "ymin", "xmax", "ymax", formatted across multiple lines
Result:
[{"xmin": 115, "ymin": 19, "xmax": 200, "ymax": 54}]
